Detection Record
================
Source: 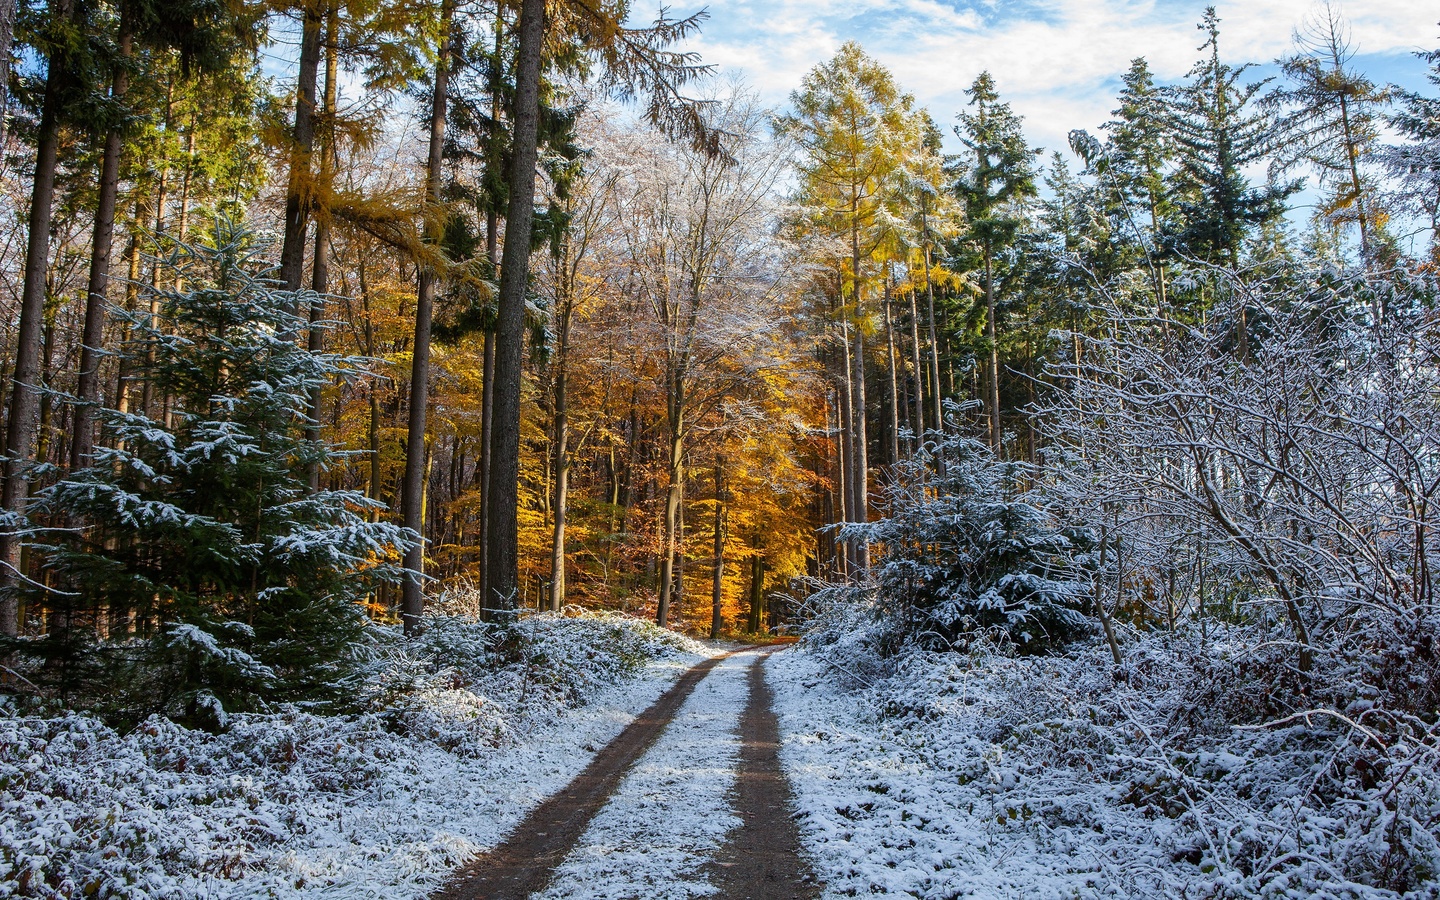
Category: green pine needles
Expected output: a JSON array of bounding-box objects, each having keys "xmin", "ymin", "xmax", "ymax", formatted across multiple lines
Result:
[
  {"xmin": 14, "ymin": 220, "xmax": 417, "ymax": 727},
  {"xmin": 833, "ymin": 421, "xmax": 1094, "ymax": 656}
]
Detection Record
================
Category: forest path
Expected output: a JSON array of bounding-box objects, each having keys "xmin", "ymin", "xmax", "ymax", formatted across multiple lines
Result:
[{"xmin": 434, "ymin": 648, "xmax": 820, "ymax": 900}]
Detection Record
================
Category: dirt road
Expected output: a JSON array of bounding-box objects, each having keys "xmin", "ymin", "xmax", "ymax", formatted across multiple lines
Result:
[{"xmin": 434, "ymin": 649, "xmax": 819, "ymax": 900}]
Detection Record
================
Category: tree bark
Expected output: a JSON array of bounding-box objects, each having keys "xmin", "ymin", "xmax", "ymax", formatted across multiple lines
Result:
[
  {"xmin": 0, "ymin": 0, "xmax": 14, "ymax": 146},
  {"xmin": 400, "ymin": 0, "xmax": 453, "ymax": 634},
  {"xmin": 305, "ymin": 0, "xmax": 338, "ymax": 494},
  {"xmin": 1, "ymin": 6, "xmax": 71, "ymax": 635},
  {"xmin": 72, "ymin": 15, "xmax": 133, "ymax": 470},
  {"xmin": 710, "ymin": 459, "xmax": 725, "ymax": 639},
  {"xmin": 279, "ymin": 0, "xmax": 324, "ymax": 294},
  {"xmin": 484, "ymin": 0, "xmax": 545, "ymax": 614},
  {"xmin": 548, "ymin": 282, "xmax": 571, "ymax": 613},
  {"xmin": 848, "ymin": 323, "xmax": 869, "ymax": 571},
  {"xmin": 883, "ymin": 279, "xmax": 900, "ymax": 465},
  {"xmin": 907, "ymin": 283, "xmax": 925, "ymax": 445},
  {"xmin": 657, "ymin": 386, "xmax": 684, "ymax": 627},
  {"xmin": 984, "ymin": 245, "xmax": 1001, "ymax": 450}
]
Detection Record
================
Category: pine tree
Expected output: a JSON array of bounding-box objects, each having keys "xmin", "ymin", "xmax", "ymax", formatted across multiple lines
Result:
[
  {"xmin": 1167, "ymin": 8, "xmax": 1296, "ymax": 270},
  {"xmin": 18, "ymin": 221, "xmax": 416, "ymax": 724},
  {"xmin": 950, "ymin": 71, "xmax": 1038, "ymax": 451},
  {"xmin": 1266, "ymin": 2, "xmax": 1390, "ymax": 268},
  {"xmin": 847, "ymin": 428, "xmax": 1093, "ymax": 654}
]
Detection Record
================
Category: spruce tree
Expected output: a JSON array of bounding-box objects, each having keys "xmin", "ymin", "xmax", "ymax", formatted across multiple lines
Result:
[
  {"xmin": 18, "ymin": 221, "xmax": 416, "ymax": 725},
  {"xmin": 1166, "ymin": 8, "xmax": 1297, "ymax": 269},
  {"xmin": 950, "ymin": 72, "xmax": 1038, "ymax": 450}
]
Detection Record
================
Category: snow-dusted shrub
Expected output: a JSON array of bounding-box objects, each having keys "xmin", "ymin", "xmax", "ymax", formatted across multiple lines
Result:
[
  {"xmin": 0, "ymin": 611, "xmax": 701, "ymax": 898},
  {"xmin": 836, "ymin": 431, "xmax": 1093, "ymax": 655},
  {"xmin": 786, "ymin": 625, "xmax": 1440, "ymax": 898}
]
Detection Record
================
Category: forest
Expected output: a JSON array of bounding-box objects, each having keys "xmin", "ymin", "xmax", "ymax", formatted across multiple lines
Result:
[{"xmin": 2, "ymin": 0, "xmax": 1440, "ymax": 896}]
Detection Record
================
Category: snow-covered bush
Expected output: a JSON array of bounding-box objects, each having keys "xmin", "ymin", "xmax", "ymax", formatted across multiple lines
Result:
[
  {"xmin": 6, "ymin": 221, "xmax": 416, "ymax": 726},
  {"xmin": 0, "ymin": 610, "xmax": 703, "ymax": 898},
  {"xmin": 783, "ymin": 625, "xmax": 1440, "ymax": 898},
  {"xmin": 829, "ymin": 430, "xmax": 1093, "ymax": 655}
]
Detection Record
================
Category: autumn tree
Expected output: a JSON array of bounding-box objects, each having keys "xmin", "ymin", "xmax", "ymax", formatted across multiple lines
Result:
[{"xmin": 779, "ymin": 42, "xmax": 925, "ymax": 574}]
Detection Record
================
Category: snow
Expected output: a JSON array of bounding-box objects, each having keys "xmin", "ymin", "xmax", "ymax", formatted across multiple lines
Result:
[
  {"xmin": 0, "ymin": 613, "xmax": 711, "ymax": 900},
  {"xmin": 769, "ymin": 635, "xmax": 1440, "ymax": 900},
  {"xmin": 536, "ymin": 650, "xmax": 755, "ymax": 900}
]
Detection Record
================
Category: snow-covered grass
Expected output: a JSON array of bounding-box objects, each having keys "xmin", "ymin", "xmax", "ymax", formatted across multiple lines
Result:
[
  {"xmin": 0, "ymin": 610, "xmax": 710, "ymax": 899},
  {"xmin": 772, "ymin": 619, "xmax": 1440, "ymax": 899},
  {"xmin": 536, "ymin": 649, "xmax": 753, "ymax": 900}
]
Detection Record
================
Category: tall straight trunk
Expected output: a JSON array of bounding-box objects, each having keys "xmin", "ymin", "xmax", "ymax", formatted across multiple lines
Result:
[
  {"xmin": 907, "ymin": 285, "xmax": 925, "ymax": 445},
  {"xmin": 746, "ymin": 537, "xmax": 765, "ymax": 633},
  {"xmin": 0, "ymin": 0, "xmax": 14, "ymax": 146},
  {"xmin": 400, "ymin": 0, "xmax": 452, "ymax": 634},
  {"xmin": 305, "ymin": 0, "xmax": 338, "ymax": 494},
  {"xmin": 882, "ymin": 280, "xmax": 900, "ymax": 465},
  {"xmin": 710, "ymin": 459, "xmax": 724, "ymax": 639},
  {"xmin": 1, "ymin": 10, "xmax": 71, "ymax": 635},
  {"xmin": 848, "ymin": 202, "xmax": 869, "ymax": 572},
  {"xmin": 72, "ymin": 16, "xmax": 132, "ymax": 470},
  {"xmin": 984, "ymin": 245, "xmax": 1000, "ymax": 451},
  {"xmin": 926, "ymin": 248, "xmax": 944, "ymax": 432},
  {"xmin": 141, "ymin": 80, "xmax": 173, "ymax": 419},
  {"xmin": 547, "ymin": 300, "xmax": 571, "ymax": 613},
  {"xmin": 279, "ymin": 0, "xmax": 324, "ymax": 293},
  {"xmin": 484, "ymin": 0, "xmax": 544, "ymax": 613},
  {"xmin": 837, "ymin": 334, "xmax": 855, "ymax": 573},
  {"xmin": 478, "ymin": 330, "xmax": 494, "ymax": 579},
  {"xmin": 476, "ymin": 9, "xmax": 502, "ymax": 587},
  {"xmin": 656, "ymin": 388, "xmax": 683, "ymax": 627},
  {"xmin": 849, "ymin": 323, "xmax": 869, "ymax": 571},
  {"xmin": 112, "ymin": 223, "xmax": 142, "ymax": 423}
]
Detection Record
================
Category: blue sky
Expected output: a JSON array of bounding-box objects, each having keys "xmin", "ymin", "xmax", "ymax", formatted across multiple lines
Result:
[{"xmin": 667, "ymin": 0, "xmax": 1436, "ymax": 155}]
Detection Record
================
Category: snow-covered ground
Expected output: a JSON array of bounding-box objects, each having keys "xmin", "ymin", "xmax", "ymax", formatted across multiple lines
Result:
[
  {"xmin": 770, "ymin": 638, "xmax": 1440, "ymax": 900},
  {"xmin": 770, "ymin": 647, "xmax": 1154, "ymax": 899},
  {"xmin": 0, "ymin": 613, "xmax": 711, "ymax": 900},
  {"xmin": 536, "ymin": 649, "xmax": 754, "ymax": 900}
]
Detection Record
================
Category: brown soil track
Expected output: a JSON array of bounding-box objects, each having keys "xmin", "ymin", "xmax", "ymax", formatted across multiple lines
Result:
[
  {"xmin": 433, "ymin": 648, "xmax": 820, "ymax": 900},
  {"xmin": 707, "ymin": 652, "xmax": 823, "ymax": 899},
  {"xmin": 433, "ymin": 651, "xmax": 735, "ymax": 900}
]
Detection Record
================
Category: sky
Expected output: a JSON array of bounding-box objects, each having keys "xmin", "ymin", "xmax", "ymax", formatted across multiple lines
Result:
[{"xmin": 664, "ymin": 0, "xmax": 1437, "ymax": 156}]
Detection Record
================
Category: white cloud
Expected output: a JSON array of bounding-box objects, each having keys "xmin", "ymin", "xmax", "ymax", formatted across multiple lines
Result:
[{"xmin": 662, "ymin": 0, "xmax": 1438, "ymax": 155}]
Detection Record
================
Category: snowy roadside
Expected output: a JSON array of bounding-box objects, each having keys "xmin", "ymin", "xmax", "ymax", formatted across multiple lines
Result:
[
  {"xmin": 771, "ymin": 636, "xmax": 1440, "ymax": 900},
  {"xmin": 1, "ymin": 613, "xmax": 713, "ymax": 900},
  {"xmin": 534, "ymin": 649, "xmax": 752, "ymax": 900},
  {"xmin": 769, "ymin": 647, "xmax": 1169, "ymax": 900}
]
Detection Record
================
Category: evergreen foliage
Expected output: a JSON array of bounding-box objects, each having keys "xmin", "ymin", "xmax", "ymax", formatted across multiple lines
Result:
[
  {"xmin": 11, "ymin": 221, "xmax": 416, "ymax": 726},
  {"xmin": 840, "ymin": 424, "xmax": 1093, "ymax": 654}
]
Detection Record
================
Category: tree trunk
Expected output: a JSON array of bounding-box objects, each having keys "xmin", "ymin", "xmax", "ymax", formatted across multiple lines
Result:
[
  {"xmin": 883, "ymin": 279, "xmax": 900, "ymax": 465},
  {"xmin": 710, "ymin": 459, "xmax": 725, "ymax": 639},
  {"xmin": 484, "ymin": 0, "xmax": 545, "ymax": 614},
  {"xmin": 907, "ymin": 284, "xmax": 925, "ymax": 446},
  {"xmin": 72, "ymin": 15, "xmax": 132, "ymax": 470},
  {"xmin": 141, "ymin": 79, "xmax": 173, "ymax": 420},
  {"xmin": 278, "ymin": 0, "xmax": 324, "ymax": 294},
  {"xmin": 849, "ymin": 323, "xmax": 869, "ymax": 571},
  {"xmin": 0, "ymin": 0, "xmax": 14, "ymax": 146},
  {"xmin": 547, "ymin": 302, "xmax": 571, "ymax": 613},
  {"xmin": 984, "ymin": 245, "xmax": 1001, "ymax": 450},
  {"xmin": 305, "ymin": 0, "xmax": 338, "ymax": 494},
  {"xmin": 1, "ymin": 10, "xmax": 71, "ymax": 635},
  {"xmin": 657, "ymin": 387, "xmax": 684, "ymax": 627},
  {"xmin": 923, "ymin": 232, "xmax": 944, "ymax": 436},
  {"xmin": 746, "ymin": 538, "xmax": 765, "ymax": 634},
  {"xmin": 400, "ymin": 0, "xmax": 452, "ymax": 634}
]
